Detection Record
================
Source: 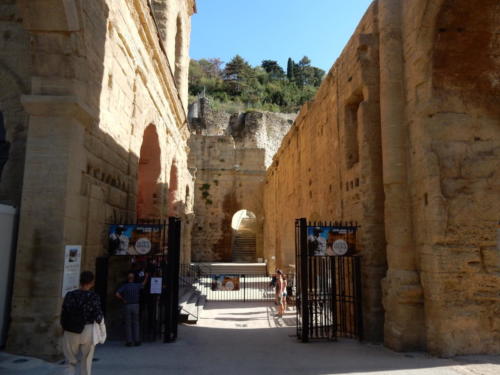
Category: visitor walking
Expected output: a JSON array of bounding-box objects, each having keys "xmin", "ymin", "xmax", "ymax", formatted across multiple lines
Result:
[
  {"xmin": 116, "ymin": 272, "xmax": 149, "ymax": 346},
  {"xmin": 276, "ymin": 269, "xmax": 286, "ymax": 317},
  {"xmin": 60, "ymin": 271, "xmax": 104, "ymax": 375}
]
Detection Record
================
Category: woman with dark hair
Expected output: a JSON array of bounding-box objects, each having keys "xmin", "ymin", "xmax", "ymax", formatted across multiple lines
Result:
[{"xmin": 60, "ymin": 271, "xmax": 103, "ymax": 375}]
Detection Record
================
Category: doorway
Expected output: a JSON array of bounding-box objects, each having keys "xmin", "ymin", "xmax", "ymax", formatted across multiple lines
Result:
[{"xmin": 231, "ymin": 209, "xmax": 257, "ymax": 262}]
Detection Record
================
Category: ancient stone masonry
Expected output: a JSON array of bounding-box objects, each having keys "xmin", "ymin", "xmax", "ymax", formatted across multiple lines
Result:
[
  {"xmin": 1, "ymin": 0, "xmax": 196, "ymax": 359},
  {"xmin": 189, "ymin": 97, "xmax": 295, "ymax": 261},
  {"xmin": 264, "ymin": 0, "xmax": 500, "ymax": 357}
]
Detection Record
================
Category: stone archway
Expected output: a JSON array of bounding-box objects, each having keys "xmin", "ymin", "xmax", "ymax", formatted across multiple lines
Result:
[
  {"xmin": 231, "ymin": 209, "xmax": 257, "ymax": 262},
  {"xmin": 137, "ymin": 124, "xmax": 162, "ymax": 220}
]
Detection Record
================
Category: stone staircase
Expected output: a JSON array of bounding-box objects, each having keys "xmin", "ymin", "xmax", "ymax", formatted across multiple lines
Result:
[
  {"xmin": 192, "ymin": 262, "xmax": 267, "ymax": 275},
  {"xmin": 232, "ymin": 229, "xmax": 257, "ymax": 262},
  {"xmin": 178, "ymin": 285, "xmax": 206, "ymax": 324},
  {"xmin": 232, "ymin": 216, "xmax": 257, "ymax": 262}
]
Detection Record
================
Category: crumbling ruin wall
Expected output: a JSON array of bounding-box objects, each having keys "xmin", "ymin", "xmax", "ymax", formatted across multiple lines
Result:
[
  {"xmin": 189, "ymin": 135, "xmax": 265, "ymax": 261},
  {"xmin": 188, "ymin": 99, "xmax": 295, "ymax": 262},
  {"xmin": 264, "ymin": 0, "xmax": 500, "ymax": 356}
]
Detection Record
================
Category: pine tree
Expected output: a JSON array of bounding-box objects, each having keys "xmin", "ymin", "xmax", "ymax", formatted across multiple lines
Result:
[{"xmin": 286, "ymin": 58, "xmax": 295, "ymax": 81}]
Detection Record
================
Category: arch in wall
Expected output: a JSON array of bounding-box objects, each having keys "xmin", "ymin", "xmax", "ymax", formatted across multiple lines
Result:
[
  {"xmin": 136, "ymin": 124, "xmax": 162, "ymax": 220},
  {"xmin": 231, "ymin": 209, "xmax": 257, "ymax": 262},
  {"xmin": 168, "ymin": 160, "xmax": 179, "ymax": 216}
]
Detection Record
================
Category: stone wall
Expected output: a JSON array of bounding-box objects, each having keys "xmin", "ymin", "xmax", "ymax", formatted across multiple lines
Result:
[
  {"xmin": 0, "ymin": 0, "xmax": 31, "ymax": 206},
  {"xmin": 189, "ymin": 98, "xmax": 295, "ymax": 261},
  {"xmin": 189, "ymin": 135, "xmax": 265, "ymax": 261},
  {"xmin": 3, "ymin": 0, "xmax": 195, "ymax": 359},
  {"xmin": 263, "ymin": 0, "xmax": 500, "ymax": 356}
]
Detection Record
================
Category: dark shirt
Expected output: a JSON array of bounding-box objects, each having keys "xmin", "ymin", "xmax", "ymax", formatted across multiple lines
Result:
[
  {"xmin": 61, "ymin": 290, "xmax": 103, "ymax": 330},
  {"xmin": 117, "ymin": 282, "xmax": 143, "ymax": 304}
]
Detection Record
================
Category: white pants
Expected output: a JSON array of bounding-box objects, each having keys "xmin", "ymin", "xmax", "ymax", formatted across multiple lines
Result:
[{"xmin": 62, "ymin": 324, "xmax": 95, "ymax": 375}]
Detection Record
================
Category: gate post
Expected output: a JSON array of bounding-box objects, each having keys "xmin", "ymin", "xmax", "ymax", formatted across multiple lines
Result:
[
  {"xmin": 298, "ymin": 218, "xmax": 309, "ymax": 343},
  {"xmin": 164, "ymin": 217, "xmax": 181, "ymax": 343}
]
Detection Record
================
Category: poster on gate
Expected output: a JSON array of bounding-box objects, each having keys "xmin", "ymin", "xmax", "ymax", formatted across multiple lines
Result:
[
  {"xmin": 150, "ymin": 277, "xmax": 163, "ymax": 294},
  {"xmin": 211, "ymin": 275, "xmax": 240, "ymax": 291},
  {"xmin": 307, "ymin": 226, "xmax": 356, "ymax": 256},
  {"xmin": 108, "ymin": 224, "xmax": 163, "ymax": 256}
]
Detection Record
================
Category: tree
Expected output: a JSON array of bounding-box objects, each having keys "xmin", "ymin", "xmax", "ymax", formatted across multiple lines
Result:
[
  {"xmin": 286, "ymin": 58, "xmax": 295, "ymax": 81},
  {"xmin": 223, "ymin": 55, "xmax": 254, "ymax": 96},
  {"xmin": 261, "ymin": 60, "xmax": 285, "ymax": 80}
]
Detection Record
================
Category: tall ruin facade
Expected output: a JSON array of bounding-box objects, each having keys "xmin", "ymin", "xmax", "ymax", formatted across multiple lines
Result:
[
  {"xmin": 264, "ymin": 0, "xmax": 500, "ymax": 357},
  {"xmin": 189, "ymin": 97, "xmax": 294, "ymax": 261},
  {"xmin": 0, "ymin": 0, "xmax": 196, "ymax": 358}
]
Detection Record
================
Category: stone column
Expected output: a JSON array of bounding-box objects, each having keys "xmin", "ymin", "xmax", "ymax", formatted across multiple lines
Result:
[
  {"xmin": 378, "ymin": 0, "xmax": 425, "ymax": 351},
  {"xmin": 6, "ymin": 96, "xmax": 92, "ymax": 359}
]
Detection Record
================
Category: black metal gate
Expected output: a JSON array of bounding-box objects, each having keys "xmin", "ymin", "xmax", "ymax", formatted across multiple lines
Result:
[
  {"xmin": 295, "ymin": 218, "xmax": 363, "ymax": 342},
  {"xmin": 95, "ymin": 217, "xmax": 182, "ymax": 343}
]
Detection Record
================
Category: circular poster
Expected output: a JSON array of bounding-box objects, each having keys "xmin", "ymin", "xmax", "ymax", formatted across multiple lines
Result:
[
  {"xmin": 135, "ymin": 237, "xmax": 152, "ymax": 255},
  {"xmin": 332, "ymin": 239, "xmax": 349, "ymax": 256}
]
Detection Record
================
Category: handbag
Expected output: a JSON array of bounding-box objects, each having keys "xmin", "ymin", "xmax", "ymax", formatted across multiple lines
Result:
[{"xmin": 92, "ymin": 318, "xmax": 107, "ymax": 345}]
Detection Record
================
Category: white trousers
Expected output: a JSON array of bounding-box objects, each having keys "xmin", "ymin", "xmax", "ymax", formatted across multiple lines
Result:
[{"xmin": 62, "ymin": 324, "xmax": 95, "ymax": 375}]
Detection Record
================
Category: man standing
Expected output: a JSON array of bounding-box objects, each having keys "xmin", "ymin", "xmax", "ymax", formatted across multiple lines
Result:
[
  {"xmin": 116, "ymin": 272, "xmax": 148, "ymax": 346},
  {"xmin": 61, "ymin": 271, "xmax": 103, "ymax": 375}
]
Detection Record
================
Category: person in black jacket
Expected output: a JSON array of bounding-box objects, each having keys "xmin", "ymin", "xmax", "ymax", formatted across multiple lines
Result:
[{"xmin": 61, "ymin": 271, "xmax": 103, "ymax": 375}]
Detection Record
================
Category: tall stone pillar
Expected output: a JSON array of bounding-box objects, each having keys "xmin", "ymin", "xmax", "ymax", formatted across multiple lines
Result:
[
  {"xmin": 6, "ymin": 96, "xmax": 92, "ymax": 359},
  {"xmin": 378, "ymin": 0, "xmax": 425, "ymax": 351}
]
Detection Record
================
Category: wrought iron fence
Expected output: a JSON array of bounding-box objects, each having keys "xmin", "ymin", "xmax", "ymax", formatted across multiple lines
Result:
[
  {"xmin": 296, "ymin": 218, "xmax": 363, "ymax": 342},
  {"xmin": 179, "ymin": 265, "xmax": 276, "ymax": 302}
]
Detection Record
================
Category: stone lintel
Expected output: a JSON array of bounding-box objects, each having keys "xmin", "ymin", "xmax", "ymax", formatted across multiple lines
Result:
[{"xmin": 21, "ymin": 95, "xmax": 96, "ymax": 128}]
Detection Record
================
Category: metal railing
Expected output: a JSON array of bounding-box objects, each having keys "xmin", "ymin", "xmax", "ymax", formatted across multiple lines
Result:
[{"xmin": 179, "ymin": 264, "xmax": 276, "ymax": 302}]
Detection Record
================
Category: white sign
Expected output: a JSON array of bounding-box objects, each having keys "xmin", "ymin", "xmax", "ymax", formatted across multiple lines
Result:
[
  {"xmin": 135, "ymin": 237, "xmax": 152, "ymax": 255},
  {"xmin": 150, "ymin": 277, "xmax": 162, "ymax": 294},
  {"xmin": 62, "ymin": 245, "xmax": 82, "ymax": 297},
  {"xmin": 333, "ymin": 239, "xmax": 349, "ymax": 256}
]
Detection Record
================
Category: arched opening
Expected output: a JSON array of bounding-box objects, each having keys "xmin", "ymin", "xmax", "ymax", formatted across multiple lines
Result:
[
  {"xmin": 231, "ymin": 209, "xmax": 257, "ymax": 262},
  {"xmin": 136, "ymin": 125, "xmax": 161, "ymax": 220},
  {"xmin": 168, "ymin": 161, "xmax": 179, "ymax": 216},
  {"xmin": 174, "ymin": 14, "xmax": 183, "ymax": 88}
]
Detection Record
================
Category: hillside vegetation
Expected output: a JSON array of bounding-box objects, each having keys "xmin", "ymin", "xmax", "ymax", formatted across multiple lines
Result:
[{"xmin": 189, "ymin": 55, "xmax": 325, "ymax": 113}]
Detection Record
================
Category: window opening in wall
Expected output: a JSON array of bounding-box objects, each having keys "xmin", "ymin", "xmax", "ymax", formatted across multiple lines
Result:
[
  {"xmin": 344, "ymin": 92, "xmax": 363, "ymax": 169},
  {"xmin": 0, "ymin": 112, "xmax": 10, "ymax": 181},
  {"xmin": 231, "ymin": 209, "xmax": 257, "ymax": 263}
]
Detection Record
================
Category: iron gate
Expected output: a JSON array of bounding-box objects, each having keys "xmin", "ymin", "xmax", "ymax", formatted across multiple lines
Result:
[
  {"xmin": 295, "ymin": 218, "xmax": 363, "ymax": 342},
  {"xmin": 95, "ymin": 217, "xmax": 182, "ymax": 343}
]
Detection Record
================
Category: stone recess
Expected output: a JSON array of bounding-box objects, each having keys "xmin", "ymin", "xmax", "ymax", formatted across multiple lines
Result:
[
  {"xmin": 188, "ymin": 98, "xmax": 295, "ymax": 261},
  {"xmin": 1, "ymin": 0, "xmax": 195, "ymax": 359},
  {"xmin": 263, "ymin": 0, "xmax": 500, "ymax": 356}
]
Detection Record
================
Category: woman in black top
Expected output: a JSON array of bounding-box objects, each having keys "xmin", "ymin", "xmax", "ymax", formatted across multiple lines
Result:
[{"xmin": 60, "ymin": 271, "xmax": 103, "ymax": 375}]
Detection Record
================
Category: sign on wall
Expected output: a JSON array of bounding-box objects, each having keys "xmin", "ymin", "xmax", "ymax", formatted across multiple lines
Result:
[
  {"xmin": 307, "ymin": 226, "xmax": 357, "ymax": 256},
  {"xmin": 108, "ymin": 224, "xmax": 163, "ymax": 256},
  {"xmin": 62, "ymin": 245, "xmax": 82, "ymax": 297}
]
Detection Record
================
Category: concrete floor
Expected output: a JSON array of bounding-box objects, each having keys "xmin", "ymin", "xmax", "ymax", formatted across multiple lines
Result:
[{"xmin": 1, "ymin": 302, "xmax": 499, "ymax": 375}]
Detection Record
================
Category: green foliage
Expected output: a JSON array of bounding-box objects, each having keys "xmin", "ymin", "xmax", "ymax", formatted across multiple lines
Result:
[{"xmin": 189, "ymin": 55, "xmax": 325, "ymax": 113}]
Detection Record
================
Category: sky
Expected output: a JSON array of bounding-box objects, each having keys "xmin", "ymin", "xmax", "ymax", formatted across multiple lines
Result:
[{"xmin": 190, "ymin": 0, "xmax": 374, "ymax": 72}]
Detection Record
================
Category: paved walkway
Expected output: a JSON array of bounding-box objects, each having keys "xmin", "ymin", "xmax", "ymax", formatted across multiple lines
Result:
[{"xmin": 1, "ymin": 302, "xmax": 499, "ymax": 375}]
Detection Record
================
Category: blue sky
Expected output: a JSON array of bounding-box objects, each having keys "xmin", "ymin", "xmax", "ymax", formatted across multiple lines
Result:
[{"xmin": 190, "ymin": 0, "xmax": 374, "ymax": 72}]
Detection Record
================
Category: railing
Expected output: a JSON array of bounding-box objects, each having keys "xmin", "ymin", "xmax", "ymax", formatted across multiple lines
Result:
[{"xmin": 179, "ymin": 264, "xmax": 276, "ymax": 302}]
